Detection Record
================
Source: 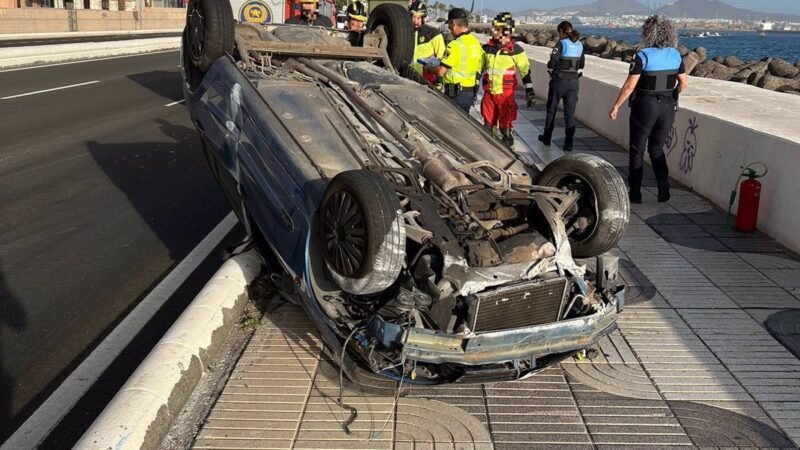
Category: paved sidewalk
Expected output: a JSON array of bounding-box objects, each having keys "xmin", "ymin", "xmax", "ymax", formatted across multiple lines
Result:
[{"xmin": 192, "ymin": 96, "xmax": 800, "ymax": 449}]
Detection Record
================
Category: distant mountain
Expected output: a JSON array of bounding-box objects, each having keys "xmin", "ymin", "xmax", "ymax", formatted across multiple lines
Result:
[
  {"xmin": 657, "ymin": 0, "xmax": 800, "ymax": 21},
  {"xmin": 551, "ymin": 0, "xmax": 649, "ymax": 15}
]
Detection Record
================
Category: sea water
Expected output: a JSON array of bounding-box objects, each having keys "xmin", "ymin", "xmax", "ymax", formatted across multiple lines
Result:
[{"xmin": 581, "ymin": 27, "xmax": 800, "ymax": 63}]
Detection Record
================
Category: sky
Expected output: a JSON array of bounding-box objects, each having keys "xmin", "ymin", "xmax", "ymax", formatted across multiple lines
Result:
[{"xmin": 447, "ymin": 0, "xmax": 800, "ymax": 15}]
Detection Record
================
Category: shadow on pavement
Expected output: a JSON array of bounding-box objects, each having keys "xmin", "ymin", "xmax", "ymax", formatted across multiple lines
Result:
[
  {"xmin": 0, "ymin": 262, "xmax": 28, "ymax": 442},
  {"xmin": 87, "ymin": 118, "xmax": 229, "ymax": 260},
  {"xmin": 127, "ymin": 71, "xmax": 185, "ymax": 103}
]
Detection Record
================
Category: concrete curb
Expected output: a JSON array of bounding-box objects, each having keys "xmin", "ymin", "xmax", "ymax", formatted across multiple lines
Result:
[
  {"xmin": 0, "ymin": 37, "xmax": 180, "ymax": 69},
  {"xmin": 73, "ymin": 250, "xmax": 264, "ymax": 450},
  {"xmin": 0, "ymin": 29, "xmax": 182, "ymax": 40}
]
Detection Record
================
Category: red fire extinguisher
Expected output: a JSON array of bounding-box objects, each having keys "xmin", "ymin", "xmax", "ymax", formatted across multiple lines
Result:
[{"xmin": 726, "ymin": 163, "xmax": 768, "ymax": 233}]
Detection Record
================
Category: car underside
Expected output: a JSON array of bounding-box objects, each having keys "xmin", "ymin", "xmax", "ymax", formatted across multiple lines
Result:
[{"xmin": 181, "ymin": 4, "xmax": 630, "ymax": 383}]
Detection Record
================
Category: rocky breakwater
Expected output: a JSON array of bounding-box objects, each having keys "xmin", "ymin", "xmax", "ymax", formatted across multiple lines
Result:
[{"xmin": 516, "ymin": 29, "xmax": 800, "ymax": 95}]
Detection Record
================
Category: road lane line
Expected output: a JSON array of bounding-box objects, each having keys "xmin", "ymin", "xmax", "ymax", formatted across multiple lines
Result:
[
  {"xmin": 165, "ymin": 99, "xmax": 185, "ymax": 107},
  {"xmin": 1, "ymin": 80, "xmax": 100, "ymax": 100},
  {"xmin": 0, "ymin": 211, "xmax": 239, "ymax": 450},
  {"xmin": 0, "ymin": 49, "xmax": 178, "ymax": 74}
]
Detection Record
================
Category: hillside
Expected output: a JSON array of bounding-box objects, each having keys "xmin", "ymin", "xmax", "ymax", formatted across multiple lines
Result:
[
  {"xmin": 658, "ymin": 0, "xmax": 800, "ymax": 21},
  {"xmin": 550, "ymin": 0, "xmax": 650, "ymax": 15}
]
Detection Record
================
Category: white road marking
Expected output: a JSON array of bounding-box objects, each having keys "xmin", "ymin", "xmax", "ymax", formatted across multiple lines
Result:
[
  {"xmin": 0, "ymin": 49, "xmax": 177, "ymax": 74},
  {"xmin": 1, "ymin": 80, "xmax": 100, "ymax": 100},
  {"xmin": 0, "ymin": 211, "xmax": 239, "ymax": 450},
  {"xmin": 165, "ymin": 99, "xmax": 185, "ymax": 107}
]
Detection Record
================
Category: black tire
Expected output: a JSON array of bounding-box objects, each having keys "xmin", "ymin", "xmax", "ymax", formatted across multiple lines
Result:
[
  {"xmin": 537, "ymin": 154, "xmax": 630, "ymax": 258},
  {"xmin": 366, "ymin": 3, "xmax": 415, "ymax": 72},
  {"xmin": 184, "ymin": 0, "xmax": 234, "ymax": 73},
  {"xmin": 320, "ymin": 170, "xmax": 406, "ymax": 295}
]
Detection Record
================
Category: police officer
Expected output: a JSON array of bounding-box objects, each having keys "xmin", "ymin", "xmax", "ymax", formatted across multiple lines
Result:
[
  {"xmin": 409, "ymin": 1, "xmax": 446, "ymax": 85},
  {"xmin": 609, "ymin": 15, "xmax": 688, "ymax": 203},
  {"xmin": 539, "ymin": 21, "xmax": 584, "ymax": 152},
  {"xmin": 480, "ymin": 13, "xmax": 533, "ymax": 148},
  {"xmin": 423, "ymin": 8, "xmax": 483, "ymax": 112},
  {"xmin": 345, "ymin": 1, "xmax": 367, "ymax": 46},
  {"xmin": 285, "ymin": 0, "xmax": 333, "ymax": 27}
]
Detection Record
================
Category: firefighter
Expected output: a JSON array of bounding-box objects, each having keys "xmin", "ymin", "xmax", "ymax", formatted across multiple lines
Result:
[
  {"xmin": 480, "ymin": 13, "xmax": 534, "ymax": 148},
  {"xmin": 609, "ymin": 15, "xmax": 688, "ymax": 203},
  {"xmin": 345, "ymin": 1, "xmax": 367, "ymax": 46},
  {"xmin": 409, "ymin": 0, "xmax": 446, "ymax": 85},
  {"xmin": 420, "ymin": 8, "xmax": 483, "ymax": 112},
  {"xmin": 285, "ymin": 0, "xmax": 333, "ymax": 27},
  {"xmin": 539, "ymin": 21, "xmax": 585, "ymax": 152}
]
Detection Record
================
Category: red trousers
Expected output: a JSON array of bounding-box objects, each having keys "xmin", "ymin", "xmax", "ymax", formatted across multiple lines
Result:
[{"xmin": 481, "ymin": 89, "xmax": 518, "ymax": 129}]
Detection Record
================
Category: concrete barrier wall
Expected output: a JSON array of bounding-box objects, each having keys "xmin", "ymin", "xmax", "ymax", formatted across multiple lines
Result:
[
  {"xmin": 0, "ymin": 8, "xmax": 69, "ymax": 34},
  {"xmin": 0, "ymin": 7, "xmax": 184, "ymax": 34},
  {"xmin": 75, "ymin": 10, "xmax": 137, "ymax": 31},
  {"xmin": 522, "ymin": 44, "xmax": 800, "ymax": 253},
  {"xmin": 139, "ymin": 8, "xmax": 184, "ymax": 30}
]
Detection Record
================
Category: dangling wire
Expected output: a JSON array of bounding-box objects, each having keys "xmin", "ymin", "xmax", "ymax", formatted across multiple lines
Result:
[{"xmin": 336, "ymin": 319, "xmax": 411, "ymax": 441}]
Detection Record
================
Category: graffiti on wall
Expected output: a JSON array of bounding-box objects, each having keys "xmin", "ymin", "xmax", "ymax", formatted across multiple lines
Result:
[
  {"xmin": 664, "ymin": 126, "xmax": 678, "ymax": 158},
  {"xmin": 679, "ymin": 116, "xmax": 699, "ymax": 174}
]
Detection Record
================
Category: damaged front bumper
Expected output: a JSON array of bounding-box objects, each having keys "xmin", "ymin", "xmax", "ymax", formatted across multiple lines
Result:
[{"xmin": 401, "ymin": 298, "xmax": 618, "ymax": 366}]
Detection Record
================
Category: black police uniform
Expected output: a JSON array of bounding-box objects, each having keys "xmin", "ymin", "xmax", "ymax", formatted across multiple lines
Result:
[
  {"xmin": 628, "ymin": 47, "xmax": 685, "ymax": 202},
  {"xmin": 540, "ymin": 38, "xmax": 585, "ymax": 151}
]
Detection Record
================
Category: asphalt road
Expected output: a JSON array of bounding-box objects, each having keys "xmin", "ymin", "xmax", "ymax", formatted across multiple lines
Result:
[
  {"xmin": 0, "ymin": 51, "xmax": 236, "ymax": 443},
  {"xmin": 0, "ymin": 32, "xmax": 181, "ymax": 48}
]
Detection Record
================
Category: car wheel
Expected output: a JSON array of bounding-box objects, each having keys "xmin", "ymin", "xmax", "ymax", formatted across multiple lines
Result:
[
  {"xmin": 184, "ymin": 0, "xmax": 233, "ymax": 73},
  {"xmin": 320, "ymin": 170, "xmax": 406, "ymax": 295},
  {"xmin": 366, "ymin": 3, "xmax": 414, "ymax": 72},
  {"xmin": 537, "ymin": 154, "xmax": 630, "ymax": 257}
]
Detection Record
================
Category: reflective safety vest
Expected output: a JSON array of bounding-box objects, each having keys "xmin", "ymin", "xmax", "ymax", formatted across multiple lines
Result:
[
  {"xmin": 441, "ymin": 32, "xmax": 484, "ymax": 88},
  {"xmin": 412, "ymin": 25, "xmax": 446, "ymax": 76},
  {"xmin": 482, "ymin": 41, "xmax": 531, "ymax": 95},
  {"xmin": 555, "ymin": 38, "xmax": 584, "ymax": 77},
  {"xmin": 636, "ymin": 47, "xmax": 681, "ymax": 94}
]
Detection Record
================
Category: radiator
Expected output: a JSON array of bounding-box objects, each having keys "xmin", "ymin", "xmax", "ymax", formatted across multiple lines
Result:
[{"xmin": 469, "ymin": 278, "xmax": 569, "ymax": 333}]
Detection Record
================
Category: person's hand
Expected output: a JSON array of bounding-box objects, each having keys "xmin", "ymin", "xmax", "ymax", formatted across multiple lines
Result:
[
  {"xmin": 526, "ymin": 88, "xmax": 536, "ymax": 107},
  {"xmin": 609, "ymin": 105, "xmax": 619, "ymax": 121}
]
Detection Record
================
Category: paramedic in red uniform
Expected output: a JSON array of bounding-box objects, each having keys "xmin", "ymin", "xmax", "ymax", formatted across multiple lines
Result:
[{"xmin": 480, "ymin": 13, "xmax": 534, "ymax": 148}]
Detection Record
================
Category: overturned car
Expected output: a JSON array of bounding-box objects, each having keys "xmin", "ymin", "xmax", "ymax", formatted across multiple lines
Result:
[{"xmin": 182, "ymin": 1, "xmax": 630, "ymax": 383}]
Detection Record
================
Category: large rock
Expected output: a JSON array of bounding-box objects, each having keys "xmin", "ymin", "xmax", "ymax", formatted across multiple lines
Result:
[
  {"xmin": 748, "ymin": 72, "xmax": 765, "ymax": 86},
  {"xmin": 695, "ymin": 47, "xmax": 708, "ymax": 60},
  {"xmin": 768, "ymin": 58, "xmax": 799, "ymax": 78},
  {"xmin": 545, "ymin": 40, "xmax": 558, "ymax": 48},
  {"xmin": 795, "ymin": 61, "xmax": 800, "ymax": 69},
  {"xmin": 723, "ymin": 55, "xmax": 744, "ymax": 67},
  {"xmin": 536, "ymin": 31, "xmax": 551, "ymax": 46},
  {"xmin": 730, "ymin": 61, "xmax": 768, "ymax": 83},
  {"xmin": 621, "ymin": 47, "xmax": 637, "ymax": 62},
  {"xmin": 757, "ymin": 74, "xmax": 800, "ymax": 91},
  {"xmin": 523, "ymin": 32, "xmax": 538, "ymax": 45},
  {"xmin": 600, "ymin": 39, "xmax": 617, "ymax": 58},
  {"xmin": 712, "ymin": 55, "xmax": 724, "ymax": 64},
  {"xmin": 682, "ymin": 51, "xmax": 702, "ymax": 74},
  {"xmin": 583, "ymin": 36, "xmax": 607, "ymax": 53},
  {"xmin": 692, "ymin": 60, "xmax": 737, "ymax": 80},
  {"xmin": 678, "ymin": 45, "xmax": 689, "ymax": 56}
]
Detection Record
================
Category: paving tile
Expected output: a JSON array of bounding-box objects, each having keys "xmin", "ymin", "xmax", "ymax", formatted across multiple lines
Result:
[
  {"xmin": 723, "ymin": 286, "xmax": 800, "ymax": 309},
  {"xmin": 192, "ymin": 94, "xmax": 800, "ymax": 450},
  {"xmin": 762, "ymin": 269, "xmax": 800, "ymax": 289}
]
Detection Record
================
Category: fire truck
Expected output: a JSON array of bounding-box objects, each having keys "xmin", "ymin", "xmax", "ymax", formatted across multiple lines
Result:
[{"xmin": 229, "ymin": 0, "xmax": 336, "ymax": 26}]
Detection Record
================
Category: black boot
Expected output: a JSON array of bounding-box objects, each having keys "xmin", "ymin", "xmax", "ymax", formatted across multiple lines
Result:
[
  {"xmin": 657, "ymin": 181, "xmax": 671, "ymax": 203},
  {"xmin": 629, "ymin": 187, "xmax": 642, "ymax": 204},
  {"xmin": 538, "ymin": 133, "xmax": 551, "ymax": 146},
  {"xmin": 501, "ymin": 128, "xmax": 515, "ymax": 149},
  {"xmin": 652, "ymin": 156, "xmax": 671, "ymax": 203},
  {"xmin": 563, "ymin": 132, "xmax": 574, "ymax": 152},
  {"xmin": 628, "ymin": 166, "xmax": 643, "ymax": 204}
]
